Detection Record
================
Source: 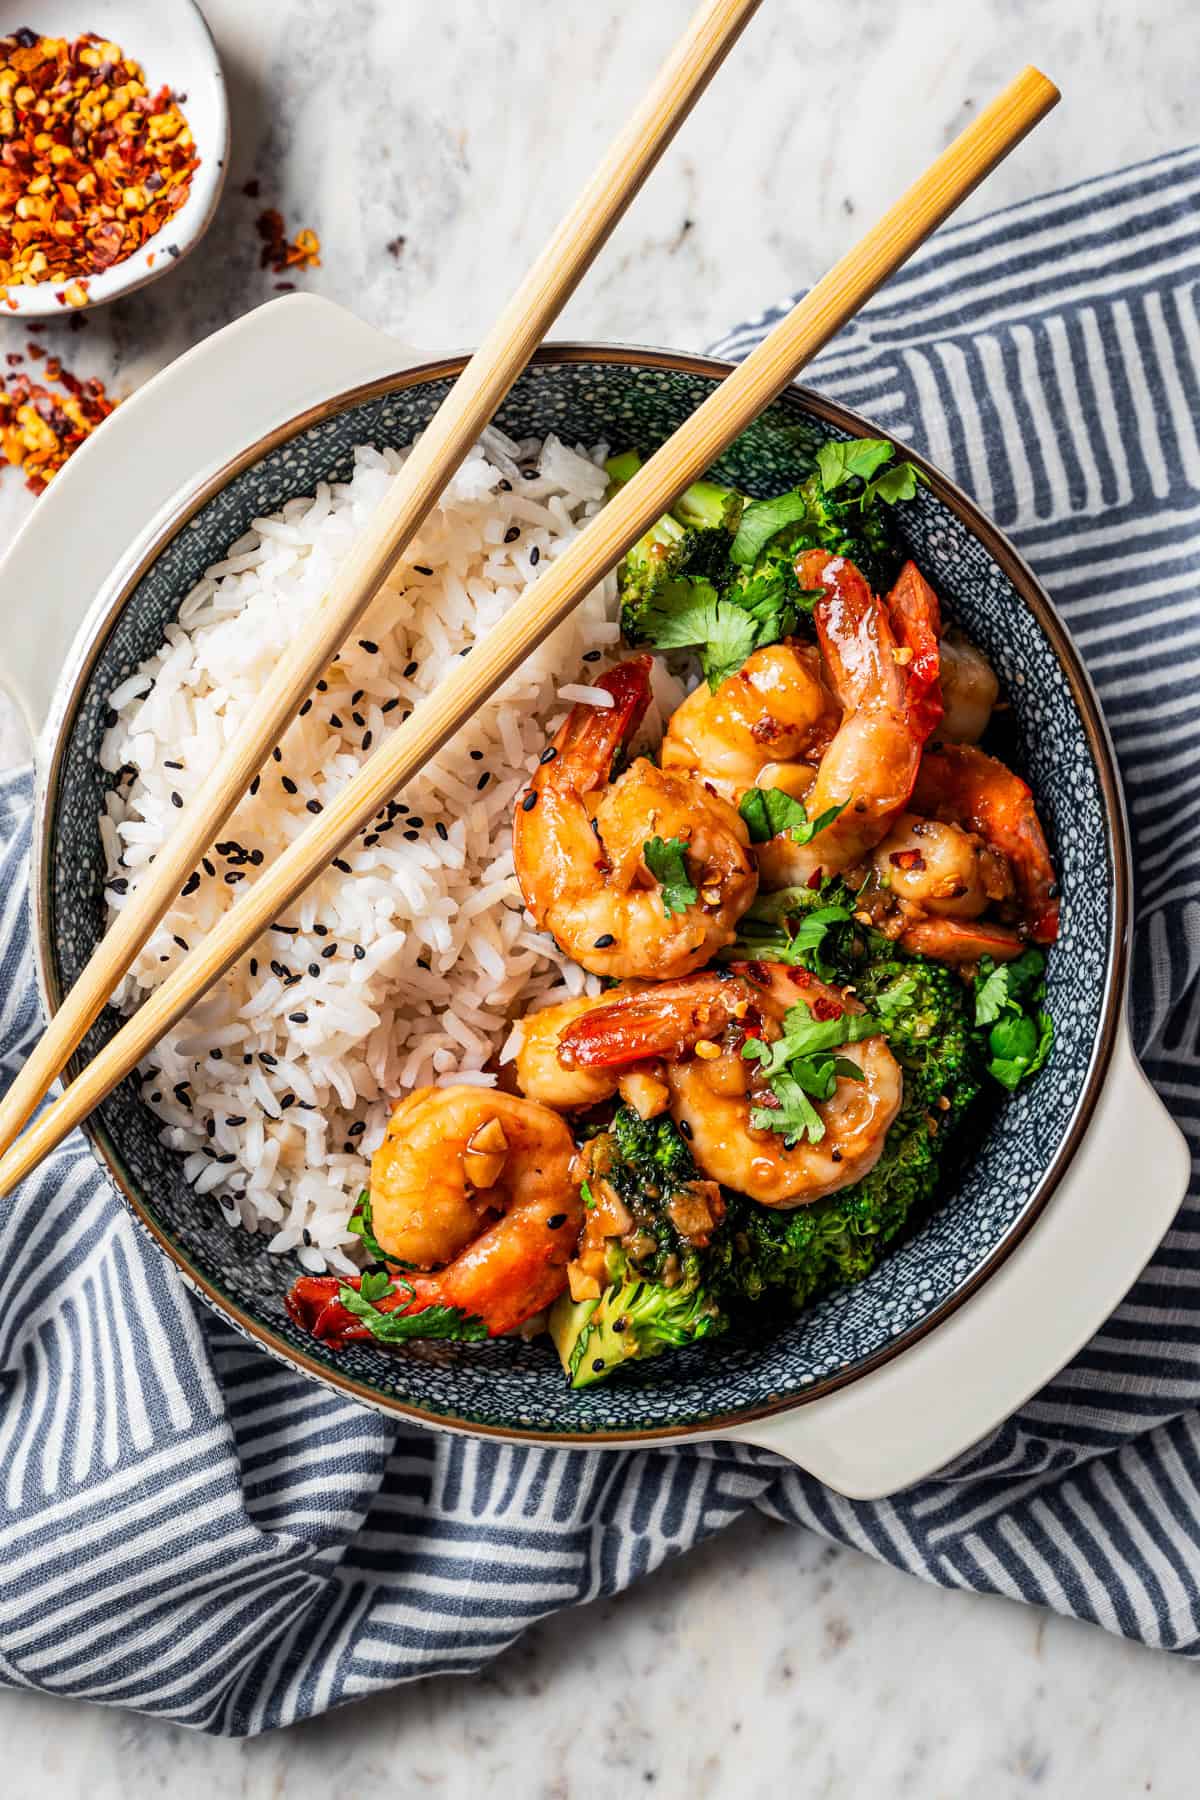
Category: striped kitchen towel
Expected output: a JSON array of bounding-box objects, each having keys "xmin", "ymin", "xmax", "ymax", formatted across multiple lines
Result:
[{"xmin": 3, "ymin": 144, "xmax": 1200, "ymax": 1735}]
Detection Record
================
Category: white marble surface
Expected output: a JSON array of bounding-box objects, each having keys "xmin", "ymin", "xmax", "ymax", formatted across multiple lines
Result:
[{"xmin": 2, "ymin": 0, "xmax": 1198, "ymax": 1791}]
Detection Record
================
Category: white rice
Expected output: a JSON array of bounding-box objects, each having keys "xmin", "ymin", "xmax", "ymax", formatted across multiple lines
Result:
[{"xmin": 100, "ymin": 428, "xmax": 687, "ymax": 1276}]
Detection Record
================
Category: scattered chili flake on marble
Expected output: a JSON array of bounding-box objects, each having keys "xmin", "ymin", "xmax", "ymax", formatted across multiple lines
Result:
[
  {"xmin": 255, "ymin": 206, "xmax": 320, "ymax": 274},
  {"xmin": 0, "ymin": 345, "xmax": 116, "ymax": 490},
  {"xmin": 0, "ymin": 30, "xmax": 199, "ymax": 297}
]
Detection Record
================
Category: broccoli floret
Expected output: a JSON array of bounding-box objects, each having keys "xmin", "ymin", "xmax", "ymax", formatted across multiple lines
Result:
[
  {"xmin": 551, "ymin": 1241, "xmax": 725, "ymax": 1389},
  {"xmin": 752, "ymin": 470, "xmax": 898, "ymax": 596},
  {"xmin": 548, "ymin": 1105, "xmax": 727, "ymax": 1387}
]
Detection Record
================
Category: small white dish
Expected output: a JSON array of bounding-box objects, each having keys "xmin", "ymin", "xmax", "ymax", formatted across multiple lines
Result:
[{"xmin": 0, "ymin": 0, "xmax": 228, "ymax": 318}]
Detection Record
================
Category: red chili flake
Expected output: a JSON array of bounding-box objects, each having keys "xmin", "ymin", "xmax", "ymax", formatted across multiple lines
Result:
[
  {"xmin": 785, "ymin": 967, "xmax": 813, "ymax": 987},
  {"xmin": 0, "ymin": 31, "xmax": 200, "ymax": 298},
  {"xmin": 806, "ymin": 869, "xmax": 823, "ymax": 890},
  {"xmin": 256, "ymin": 207, "xmax": 320, "ymax": 274},
  {"xmin": 890, "ymin": 848, "xmax": 926, "ymax": 871},
  {"xmin": 0, "ymin": 355, "xmax": 117, "ymax": 491},
  {"xmin": 811, "ymin": 994, "xmax": 844, "ymax": 1021}
]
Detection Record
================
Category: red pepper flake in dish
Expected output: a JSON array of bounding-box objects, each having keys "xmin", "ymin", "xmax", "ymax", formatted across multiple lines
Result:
[
  {"xmin": 255, "ymin": 206, "xmax": 321, "ymax": 274},
  {"xmin": 0, "ymin": 29, "xmax": 199, "ymax": 297},
  {"xmin": 0, "ymin": 353, "xmax": 116, "ymax": 491}
]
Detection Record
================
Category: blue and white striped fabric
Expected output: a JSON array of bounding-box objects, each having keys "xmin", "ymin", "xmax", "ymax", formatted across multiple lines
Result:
[{"xmin": 4, "ymin": 145, "xmax": 1200, "ymax": 1733}]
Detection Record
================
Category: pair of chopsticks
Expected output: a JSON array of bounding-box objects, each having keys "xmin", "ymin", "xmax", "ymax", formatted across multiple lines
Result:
[{"xmin": 0, "ymin": 33, "xmax": 1059, "ymax": 1196}]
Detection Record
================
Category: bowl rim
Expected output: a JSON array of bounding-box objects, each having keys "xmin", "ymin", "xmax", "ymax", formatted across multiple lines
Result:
[{"xmin": 32, "ymin": 342, "xmax": 1131, "ymax": 1444}]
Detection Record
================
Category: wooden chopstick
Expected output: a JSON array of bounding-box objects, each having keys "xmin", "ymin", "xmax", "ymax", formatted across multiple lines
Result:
[
  {"xmin": 0, "ymin": 0, "xmax": 763, "ymax": 1162},
  {"xmin": 0, "ymin": 66, "xmax": 1059, "ymax": 1198}
]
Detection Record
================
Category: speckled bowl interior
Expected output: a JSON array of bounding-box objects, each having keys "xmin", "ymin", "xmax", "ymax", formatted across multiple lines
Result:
[{"xmin": 40, "ymin": 350, "xmax": 1120, "ymax": 1440}]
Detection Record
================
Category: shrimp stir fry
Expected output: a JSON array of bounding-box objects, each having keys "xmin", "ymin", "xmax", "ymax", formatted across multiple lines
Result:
[
  {"xmin": 513, "ymin": 655, "xmax": 758, "ymax": 979},
  {"xmin": 661, "ymin": 641, "xmax": 839, "ymax": 803},
  {"xmin": 544, "ymin": 964, "xmax": 903, "ymax": 1207},
  {"xmin": 285, "ymin": 1089, "xmax": 582, "ymax": 1344}
]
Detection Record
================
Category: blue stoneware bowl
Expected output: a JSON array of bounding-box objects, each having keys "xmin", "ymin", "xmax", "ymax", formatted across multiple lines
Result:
[{"xmin": 34, "ymin": 347, "xmax": 1127, "ymax": 1442}]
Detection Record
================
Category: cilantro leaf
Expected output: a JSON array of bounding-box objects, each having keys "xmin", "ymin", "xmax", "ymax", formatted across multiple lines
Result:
[
  {"xmin": 337, "ymin": 1278, "xmax": 488, "ymax": 1344},
  {"xmin": 973, "ymin": 949, "xmax": 1053, "ymax": 1088},
  {"xmin": 643, "ymin": 835, "xmax": 698, "ymax": 916},
  {"xmin": 815, "ymin": 438, "xmax": 897, "ymax": 494},
  {"xmin": 346, "ymin": 1188, "xmax": 411, "ymax": 1270},
  {"xmin": 750, "ymin": 1071, "xmax": 825, "ymax": 1145},
  {"xmin": 637, "ymin": 576, "xmax": 761, "ymax": 689},
  {"xmin": 730, "ymin": 490, "xmax": 814, "ymax": 567},
  {"xmin": 738, "ymin": 786, "xmax": 848, "ymax": 847},
  {"xmin": 863, "ymin": 462, "xmax": 927, "ymax": 506},
  {"xmin": 742, "ymin": 1000, "xmax": 880, "ymax": 1143},
  {"xmin": 815, "ymin": 436, "xmax": 927, "ymax": 512}
]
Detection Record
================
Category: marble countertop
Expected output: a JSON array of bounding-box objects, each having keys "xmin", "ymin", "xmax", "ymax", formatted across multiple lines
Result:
[{"xmin": 1, "ymin": 0, "xmax": 1197, "ymax": 1791}]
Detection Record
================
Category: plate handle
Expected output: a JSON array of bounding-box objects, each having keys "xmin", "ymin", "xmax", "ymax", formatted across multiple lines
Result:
[
  {"xmin": 722, "ymin": 1018, "xmax": 1188, "ymax": 1498},
  {"xmin": 0, "ymin": 295, "xmax": 416, "ymax": 740}
]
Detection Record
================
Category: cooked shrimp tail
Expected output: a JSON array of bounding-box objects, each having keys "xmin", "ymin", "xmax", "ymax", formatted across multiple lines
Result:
[
  {"xmin": 547, "ymin": 653, "xmax": 653, "ymax": 798},
  {"xmin": 898, "ymin": 916, "xmax": 1029, "ymax": 964},
  {"xmin": 913, "ymin": 743, "xmax": 1060, "ymax": 944},
  {"xmin": 886, "ymin": 559, "xmax": 944, "ymax": 744}
]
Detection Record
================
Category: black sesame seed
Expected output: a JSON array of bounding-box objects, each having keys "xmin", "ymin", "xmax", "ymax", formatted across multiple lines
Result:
[
  {"xmin": 612, "ymin": 1318, "xmax": 627, "ymax": 1334},
  {"xmin": 591, "ymin": 1358, "xmax": 606, "ymax": 1373},
  {"xmin": 225, "ymin": 871, "xmax": 244, "ymax": 885},
  {"xmin": 171, "ymin": 791, "xmax": 183, "ymax": 809},
  {"xmin": 316, "ymin": 679, "xmax": 328, "ymax": 692},
  {"xmin": 529, "ymin": 545, "xmax": 540, "ymax": 565},
  {"xmin": 173, "ymin": 1082, "xmax": 191, "ymax": 1104},
  {"xmin": 227, "ymin": 1115, "xmax": 246, "ymax": 1127},
  {"xmin": 242, "ymin": 1055, "xmax": 252, "ymax": 1066},
  {"xmin": 205, "ymin": 1118, "xmax": 215, "ymax": 1138},
  {"xmin": 249, "ymin": 959, "xmax": 258, "ymax": 977},
  {"xmin": 282, "ymin": 776, "xmax": 298, "ymax": 795},
  {"xmin": 358, "ymin": 639, "xmax": 378, "ymax": 654},
  {"xmin": 104, "ymin": 707, "xmax": 118, "ymax": 728},
  {"xmin": 321, "ymin": 943, "xmax": 338, "ymax": 958},
  {"xmin": 150, "ymin": 1091, "xmax": 162, "ymax": 1104},
  {"xmin": 260, "ymin": 1051, "xmax": 278, "ymax": 1066},
  {"xmin": 348, "ymin": 1120, "xmax": 366, "ymax": 1136},
  {"xmin": 164, "ymin": 759, "xmax": 183, "ymax": 770},
  {"xmin": 476, "ymin": 772, "xmax": 490, "ymax": 790},
  {"xmin": 353, "ymin": 945, "xmax": 366, "ymax": 961},
  {"xmin": 280, "ymin": 1095, "xmax": 295, "ymax": 1110},
  {"xmin": 203, "ymin": 858, "xmax": 216, "ymax": 878},
  {"xmin": 288, "ymin": 1011, "xmax": 308, "ymax": 1024},
  {"xmin": 679, "ymin": 1118, "xmax": 693, "ymax": 1140},
  {"xmin": 273, "ymin": 923, "xmax": 298, "ymax": 934},
  {"xmin": 469, "ymin": 749, "xmax": 484, "ymax": 761},
  {"xmin": 545, "ymin": 1213, "xmax": 566, "ymax": 1230},
  {"xmin": 299, "ymin": 699, "xmax": 313, "ymax": 717},
  {"xmin": 364, "ymin": 833, "xmax": 380, "ymax": 848},
  {"xmin": 403, "ymin": 661, "xmax": 418, "ymax": 678},
  {"xmin": 306, "ymin": 799, "xmax": 323, "ymax": 815},
  {"xmin": 270, "ymin": 960, "xmax": 287, "ymax": 979},
  {"xmin": 539, "ymin": 746, "xmax": 557, "ymax": 764},
  {"xmin": 498, "ymin": 479, "xmax": 512, "ymax": 492},
  {"xmin": 382, "ymin": 697, "xmax": 401, "ymax": 714},
  {"xmin": 329, "ymin": 714, "xmax": 343, "ymax": 729},
  {"xmin": 593, "ymin": 933, "xmax": 616, "ymax": 949},
  {"xmin": 522, "ymin": 791, "xmax": 538, "ymax": 812},
  {"xmin": 313, "ymin": 923, "xmax": 328, "ymax": 936},
  {"xmin": 414, "ymin": 565, "xmax": 433, "ymax": 576},
  {"xmin": 173, "ymin": 935, "xmax": 188, "ymax": 951},
  {"xmin": 250, "ymin": 849, "xmax": 264, "ymax": 866},
  {"xmin": 308, "ymin": 962, "xmax": 320, "ymax": 978},
  {"xmin": 272, "ymin": 747, "xmax": 282, "ymax": 763},
  {"xmin": 351, "ymin": 711, "xmax": 365, "ymax": 727},
  {"xmin": 110, "ymin": 876, "xmax": 129, "ymax": 894},
  {"xmin": 403, "ymin": 830, "xmax": 419, "ymax": 842},
  {"xmin": 250, "ymin": 775, "xmax": 261, "ymax": 797},
  {"xmin": 210, "ymin": 1048, "xmax": 223, "ymax": 1061},
  {"xmin": 504, "ymin": 525, "xmax": 520, "ymax": 544},
  {"xmin": 351, "ymin": 690, "xmax": 364, "ymax": 705},
  {"xmin": 435, "ymin": 821, "xmax": 448, "ymax": 842},
  {"xmin": 582, "ymin": 650, "xmax": 602, "ymax": 662},
  {"xmin": 333, "ymin": 858, "xmax": 351, "ymax": 874},
  {"xmin": 831, "ymin": 1148, "xmax": 843, "ymax": 1163}
]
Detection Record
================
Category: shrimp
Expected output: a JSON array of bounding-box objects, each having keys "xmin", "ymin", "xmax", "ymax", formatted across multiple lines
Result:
[
  {"xmin": 284, "ymin": 1088, "xmax": 581, "ymax": 1344},
  {"xmin": 660, "ymin": 641, "xmax": 839, "ymax": 803},
  {"xmin": 939, "ymin": 630, "xmax": 999, "ymax": 744},
  {"xmin": 558, "ymin": 964, "xmax": 903, "ymax": 1207},
  {"xmin": 754, "ymin": 553, "xmax": 942, "ymax": 890},
  {"xmin": 912, "ymin": 743, "xmax": 1059, "ymax": 945},
  {"xmin": 513, "ymin": 655, "xmax": 758, "ymax": 979},
  {"xmin": 870, "ymin": 812, "xmax": 1024, "ymax": 963}
]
